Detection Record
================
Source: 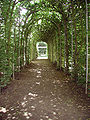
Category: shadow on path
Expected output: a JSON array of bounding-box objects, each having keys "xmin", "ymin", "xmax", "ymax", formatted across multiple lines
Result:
[{"xmin": 0, "ymin": 60, "xmax": 90, "ymax": 120}]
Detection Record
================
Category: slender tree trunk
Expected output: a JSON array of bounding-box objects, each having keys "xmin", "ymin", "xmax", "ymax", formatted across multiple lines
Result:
[
  {"xmin": 20, "ymin": 30, "xmax": 23, "ymax": 68},
  {"xmin": 28, "ymin": 39, "xmax": 30, "ymax": 64},
  {"xmin": 49, "ymin": 41, "xmax": 52, "ymax": 62},
  {"xmin": 56, "ymin": 32, "xmax": 60, "ymax": 69},
  {"xmin": 71, "ymin": 1, "xmax": 78, "ymax": 81},
  {"xmin": 64, "ymin": 33, "xmax": 66, "ymax": 69},
  {"xmin": 48, "ymin": 41, "xmax": 50, "ymax": 60},
  {"xmin": 85, "ymin": 0, "xmax": 88, "ymax": 94},
  {"xmin": 18, "ymin": 18, "xmax": 20, "ymax": 71},
  {"xmin": 12, "ymin": 27, "xmax": 16, "ymax": 80},
  {"xmin": 53, "ymin": 38, "xmax": 56, "ymax": 63},
  {"xmin": 71, "ymin": 13, "xmax": 74, "ymax": 76},
  {"xmin": 25, "ymin": 35, "xmax": 28, "ymax": 65},
  {"xmin": 58, "ymin": 24, "xmax": 62, "ymax": 70},
  {"xmin": 64, "ymin": 20, "xmax": 69, "ymax": 74},
  {"xmin": 23, "ymin": 38, "xmax": 25, "ymax": 66},
  {"xmin": 73, "ymin": 21, "xmax": 78, "ymax": 81},
  {"xmin": 52, "ymin": 39, "xmax": 53, "ymax": 63},
  {"xmin": 55, "ymin": 34, "xmax": 57, "ymax": 63}
]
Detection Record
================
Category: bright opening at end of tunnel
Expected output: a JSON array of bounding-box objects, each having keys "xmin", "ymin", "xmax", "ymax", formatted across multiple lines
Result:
[{"xmin": 36, "ymin": 42, "xmax": 48, "ymax": 59}]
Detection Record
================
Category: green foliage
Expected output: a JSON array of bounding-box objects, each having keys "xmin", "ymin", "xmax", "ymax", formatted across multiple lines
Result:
[{"xmin": 0, "ymin": 0, "xmax": 89, "ymax": 94}]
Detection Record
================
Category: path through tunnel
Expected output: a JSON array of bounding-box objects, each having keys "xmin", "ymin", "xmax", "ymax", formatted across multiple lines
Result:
[
  {"xmin": 0, "ymin": 0, "xmax": 90, "ymax": 119},
  {"xmin": 0, "ymin": 59, "xmax": 90, "ymax": 120}
]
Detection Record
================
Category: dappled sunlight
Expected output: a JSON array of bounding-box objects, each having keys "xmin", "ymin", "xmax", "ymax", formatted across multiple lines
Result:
[
  {"xmin": 19, "ymin": 92, "xmax": 38, "ymax": 119},
  {"xmin": 28, "ymin": 68, "xmax": 42, "ymax": 73},
  {"xmin": 29, "ymin": 97, "xmax": 35, "ymax": 100},
  {"xmin": 23, "ymin": 112, "xmax": 32, "ymax": 119},
  {"xmin": 36, "ymin": 82, "xmax": 41, "ymax": 85},
  {"xmin": 31, "ymin": 106, "xmax": 36, "ymax": 111},
  {"xmin": 0, "ymin": 60, "xmax": 90, "ymax": 120},
  {"xmin": 14, "ymin": 89, "xmax": 62, "ymax": 120},
  {"xmin": 37, "ymin": 71, "xmax": 41, "ymax": 74},
  {"xmin": 4, "ymin": 91, "xmax": 39, "ymax": 119},
  {"xmin": 21, "ymin": 101, "xmax": 27, "ymax": 107},
  {"xmin": 28, "ymin": 68, "xmax": 37, "ymax": 72},
  {"xmin": 28, "ymin": 92, "xmax": 38, "ymax": 97},
  {"xmin": 0, "ymin": 107, "xmax": 7, "ymax": 113},
  {"xmin": 28, "ymin": 67, "xmax": 42, "ymax": 78},
  {"xmin": 36, "ymin": 75, "xmax": 41, "ymax": 78}
]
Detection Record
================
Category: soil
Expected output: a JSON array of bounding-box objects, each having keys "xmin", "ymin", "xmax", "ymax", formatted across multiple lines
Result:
[{"xmin": 0, "ymin": 59, "xmax": 90, "ymax": 120}]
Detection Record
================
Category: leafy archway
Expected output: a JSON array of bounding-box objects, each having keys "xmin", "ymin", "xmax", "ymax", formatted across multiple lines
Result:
[{"xmin": 0, "ymin": 0, "xmax": 89, "ymax": 94}]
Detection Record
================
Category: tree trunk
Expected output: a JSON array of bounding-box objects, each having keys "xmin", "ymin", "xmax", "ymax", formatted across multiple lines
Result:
[
  {"xmin": 71, "ymin": 0, "xmax": 78, "ymax": 81},
  {"xmin": 64, "ymin": 20, "xmax": 69, "ymax": 74},
  {"xmin": 71, "ymin": 13, "xmax": 74, "ymax": 75},
  {"xmin": 58, "ymin": 24, "xmax": 62, "ymax": 70},
  {"xmin": 85, "ymin": 0, "xmax": 88, "ymax": 94}
]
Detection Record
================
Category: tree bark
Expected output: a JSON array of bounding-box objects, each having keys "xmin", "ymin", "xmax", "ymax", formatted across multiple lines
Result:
[
  {"xmin": 64, "ymin": 20, "xmax": 69, "ymax": 74},
  {"xmin": 58, "ymin": 24, "xmax": 62, "ymax": 70},
  {"xmin": 85, "ymin": 0, "xmax": 88, "ymax": 94},
  {"xmin": 71, "ymin": 0, "xmax": 78, "ymax": 81}
]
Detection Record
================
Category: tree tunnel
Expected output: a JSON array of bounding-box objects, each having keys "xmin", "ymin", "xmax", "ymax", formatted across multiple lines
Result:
[{"xmin": 0, "ymin": 0, "xmax": 89, "ymax": 95}]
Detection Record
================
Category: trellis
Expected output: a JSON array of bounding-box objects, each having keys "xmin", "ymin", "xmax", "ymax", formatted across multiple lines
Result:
[{"xmin": 0, "ymin": 0, "xmax": 89, "ymax": 95}]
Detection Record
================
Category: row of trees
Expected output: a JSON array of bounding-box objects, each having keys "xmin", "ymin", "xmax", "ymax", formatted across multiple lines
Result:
[
  {"xmin": 0, "ymin": 0, "xmax": 89, "ymax": 94},
  {"xmin": 47, "ymin": 0, "xmax": 89, "ymax": 94},
  {"xmin": 0, "ymin": 0, "xmax": 37, "ymax": 90}
]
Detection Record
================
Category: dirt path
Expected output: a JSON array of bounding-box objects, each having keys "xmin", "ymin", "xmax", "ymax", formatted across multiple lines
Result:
[{"xmin": 0, "ymin": 60, "xmax": 90, "ymax": 120}]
